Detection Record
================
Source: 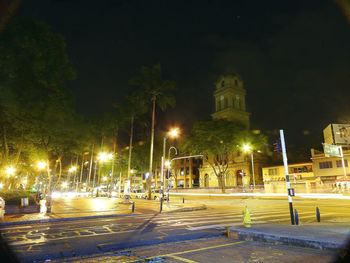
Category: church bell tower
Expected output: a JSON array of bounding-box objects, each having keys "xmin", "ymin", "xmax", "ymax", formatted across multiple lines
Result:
[{"xmin": 211, "ymin": 74, "xmax": 250, "ymax": 128}]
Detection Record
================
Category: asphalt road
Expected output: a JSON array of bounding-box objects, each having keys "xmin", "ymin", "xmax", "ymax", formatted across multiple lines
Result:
[
  {"xmin": 1, "ymin": 196, "xmax": 349, "ymax": 262},
  {"xmin": 65, "ymin": 237, "xmax": 337, "ymax": 263}
]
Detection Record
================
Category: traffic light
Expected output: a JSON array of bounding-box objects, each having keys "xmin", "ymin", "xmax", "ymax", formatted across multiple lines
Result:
[{"xmin": 273, "ymin": 140, "xmax": 282, "ymax": 153}]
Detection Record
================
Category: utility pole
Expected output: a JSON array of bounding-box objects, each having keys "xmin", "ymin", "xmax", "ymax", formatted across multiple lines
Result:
[
  {"xmin": 280, "ymin": 129, "xmax": 295, "ymax": 225},
  {"xmin": 87, "ymin": 144, "xmax": 94, "ymax": 191}
]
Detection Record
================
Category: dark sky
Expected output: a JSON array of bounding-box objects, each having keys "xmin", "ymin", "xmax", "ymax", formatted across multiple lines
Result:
[{"xmin": 18, "ymin": 0, "xmax": 350, "ymax": 152}]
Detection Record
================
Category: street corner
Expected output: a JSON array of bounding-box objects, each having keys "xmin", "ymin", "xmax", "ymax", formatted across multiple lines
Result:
[{"xmin": 227, "ymin": 224, "xmax": 348, "ymax": 251}]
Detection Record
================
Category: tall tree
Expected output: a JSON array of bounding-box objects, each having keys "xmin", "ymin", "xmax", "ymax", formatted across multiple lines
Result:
[
  {"xmin": 123, "ymin": 92, "xmax": 147, "ymax": 182},
  {"xmin": 130, "ymin": 64, "xmax": 176, "ymax": 198},
  {"xmin": 182, "ymin": 120, "xmax": 267, "ymax": 193},
  {"xmin": 0, "ymin": 18, "xmax": 76, "ymax": 197}
]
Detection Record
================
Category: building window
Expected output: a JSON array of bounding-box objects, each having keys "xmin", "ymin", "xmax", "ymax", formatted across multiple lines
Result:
[
  {"xmin": 319, "ymin": 161, "xmax": 333, "ymax": 169},
  {"xmin": 235, "ymin": 95, "xmax": 240, "ymax": 109},
  {"xmin": 268, "ymin": 168, "xmax": 277, "ymax": 175},
  {"xmin": 336, "ymin": 160, "xmax": 348, "ymax": 168}
]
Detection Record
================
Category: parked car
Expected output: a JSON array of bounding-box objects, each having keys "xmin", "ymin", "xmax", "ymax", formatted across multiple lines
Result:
[{"xmin": 129, "ymin": 190, "xmax": 142, "ymax": 199}]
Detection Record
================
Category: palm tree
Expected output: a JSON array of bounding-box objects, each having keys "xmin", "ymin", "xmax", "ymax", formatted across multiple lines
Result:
[
  {"xmin": 130, "ymin": 64, "xmax": 176, "ymax": 199},
  {"xmin": 124, "ymin": 92, "xmax": 147, "ymax": 191}
]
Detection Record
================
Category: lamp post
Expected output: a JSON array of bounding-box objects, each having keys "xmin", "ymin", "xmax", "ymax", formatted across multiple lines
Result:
[
  {"xmin": 68, "ymin": 166, "xmax": 77, "ymax": 191},
  {"xmin": 242, "ymin": 144, "xmax": 255, "ymax": 189},
  {"xmin": 96, "ymin": 151, "xmax": 113, "ymax": 193},
  {"xmin": 165, "ymin": 146, "xmax": 178, "ymax": 201},
  {"xmin": 5, "ymin": 166, "xmax": 16, "ymax": 190},
  {"xmin": 161, "ymin": 128, "xmax": 180, "ymax": 203}
]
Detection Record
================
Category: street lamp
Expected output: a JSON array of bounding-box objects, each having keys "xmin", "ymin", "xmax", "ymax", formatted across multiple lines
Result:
[
  {"xmin": 37, "ymin": 161, "xmax": 47, "ymax": 170},
  {"xmin": 96, "ymin": 151, "xmax": 113, "ymax": 188},
  {"xmin": 161, "ymin": 127, "xmax": 180, "ymax": 203},
  {"xmin": 5, "ymin": 166, "xmax": 16, "ymax": 176},
  {"xmin": 242, "ymin": 143, "xmax": 255, "ymax": 189},
  {"xmin": 68, "ymin": 166, "xmax": 77, "ymax": 173},
  {"xmin": 97, "ymin": 152, "xmax": 113, "ymax": 162},
  {"xmin": 166, "ymin": 146, "xmax": 178, "ymax": 201},
  {"xmin": 68, "ymin": 166, "xmax": 78, "ymax": 190}
]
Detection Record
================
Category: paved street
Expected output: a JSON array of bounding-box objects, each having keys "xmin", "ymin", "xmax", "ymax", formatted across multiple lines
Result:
[
  {"xmin": 64, "ymin": 237, "xmax": 337, "ymax": 263},
  {"xmin": 1, "ymin": 196, "xmax": 350, "ymax": 262}
]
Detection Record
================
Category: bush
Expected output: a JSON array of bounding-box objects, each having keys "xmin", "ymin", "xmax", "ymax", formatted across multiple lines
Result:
[{"xmin": 0, "ymin": 191, "xmax": 37, "ymax": 206}]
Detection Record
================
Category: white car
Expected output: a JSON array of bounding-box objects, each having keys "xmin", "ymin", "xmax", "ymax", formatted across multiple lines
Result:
[{"xmin": 132, "ymin": 190, "xmax": 146, "ymax": 199}]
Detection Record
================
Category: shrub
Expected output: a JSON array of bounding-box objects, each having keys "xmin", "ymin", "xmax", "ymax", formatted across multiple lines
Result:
[{"xmin": 0, "ymin": 191, "xmax": 37, "ymax": 206}]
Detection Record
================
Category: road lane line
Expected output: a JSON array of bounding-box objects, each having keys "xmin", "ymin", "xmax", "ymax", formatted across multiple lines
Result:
[
  {"xmin": 167, "ymin": 255, "xmax": 198, "ymax": 263},
  {"xmin": 124, "ymin": 241, "xmax": 247, "ymax": 263},
  {"xmin": 159, "ymin": 241, "xmax": 246, "ymax": 256},
  {"xmin": 7, "ymin": 229, "xmax": 137, "ymax": 246}
]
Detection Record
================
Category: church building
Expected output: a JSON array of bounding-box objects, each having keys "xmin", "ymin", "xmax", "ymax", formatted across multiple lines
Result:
[{"xmin": 199, "ymin": 74, "xmax": 264, "ymax": 190}]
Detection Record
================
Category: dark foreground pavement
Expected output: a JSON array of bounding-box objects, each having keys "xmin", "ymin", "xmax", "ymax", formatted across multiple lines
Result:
[{"xmin": 53, "ymin": 236, "xmax": 338, "ymax": 263}]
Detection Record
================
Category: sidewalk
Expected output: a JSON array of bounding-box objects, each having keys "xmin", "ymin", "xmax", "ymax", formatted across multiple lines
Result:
[
  {"xmin": 0, "ymin": 199, "xmax": 206, "ymax": 226},
  {"xmin": 228, "ymin": 223, "xmax": 350, "ymax": 250}
]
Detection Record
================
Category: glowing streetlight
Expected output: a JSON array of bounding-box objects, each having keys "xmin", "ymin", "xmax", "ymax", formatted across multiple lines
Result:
[
  {"xmin": 61, "ymin": 181, "xmax": 68, "ymax": 189},
  {"xmin": 68, "ymin": 166, "xmax": 77, "ymax": 173},
  {"xmin": 37, "ymin": 161, "xmax": 47, "ymax": 170},
  {"xmin": 97, "ymin": 152, "xmax": 113, "ymax": 162},
  {"xmin": 242, "ymin": 143, "xmax": 255, "ymax": 188},
  {"xmin": 5, "ymin": 166, "xmax": 16, "ymax": 176},
  {"xmin": 102, "ymin": 176, "xmax": 107, "ymax": 182},
  {"xmin": 242, "ymin": 144, "xmax": 252, "ymax": 153},
  {"xmin": 164, "ymin": 160, "xmax": 171, "ymax": 168},
  {"xmin": 168, "ymin": 127, "xmax": 180, "ymax": 139}
]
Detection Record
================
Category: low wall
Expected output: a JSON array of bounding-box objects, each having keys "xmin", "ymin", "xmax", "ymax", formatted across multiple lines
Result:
[
  {"xmin": 5, "ymin": 205, "xmax": 40, "ymax": 214},
  {"xmin": 170, "ymin": 185, "xmax": 350, "ymax": 194}
]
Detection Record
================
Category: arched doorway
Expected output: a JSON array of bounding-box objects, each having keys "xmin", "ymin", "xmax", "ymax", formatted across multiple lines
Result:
[{"xmin": 236, "ymin": 170, "xmax": 243, "ymax": 186}]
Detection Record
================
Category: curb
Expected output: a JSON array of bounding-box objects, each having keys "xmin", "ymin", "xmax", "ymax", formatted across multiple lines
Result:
[
  {"xmin": 227, "ymin": 227, "xmax": 347, "ymax": 250},
  {"xmin": 97, "ymin": 230, "xmax": 222, "ymax": 252}
]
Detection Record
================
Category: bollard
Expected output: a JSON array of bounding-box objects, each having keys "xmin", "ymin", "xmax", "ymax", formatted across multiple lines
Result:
[
  {"xmin": 160, "ymin": 198, "xmax": 163, "ymax": 213},
  {"xmin": 316, "ymin": 207, "xmax": 321, "ymax": 222},
  {"xmin": 294, "ymin": 209, "xmax": 299, "ymax": 225},
  {"xmin": 182, "ymin": 197, "xmax": 185, "ymax": 204},
  {"xmin": 132, "ymin": 202, "xmax": 135, "ymax": 213},
  {"xmin": 243, "ymin": 206, "xmax": 252, "ymax": 228},
  {"xmin": 46, "ymin": 196, "xmax": 52, "ymax": 214}
]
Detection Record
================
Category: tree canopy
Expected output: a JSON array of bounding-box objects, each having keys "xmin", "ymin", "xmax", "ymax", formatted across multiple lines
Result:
[{"xmin": 182, "ymin": 119, "xmax": 267, "ymax": 192}]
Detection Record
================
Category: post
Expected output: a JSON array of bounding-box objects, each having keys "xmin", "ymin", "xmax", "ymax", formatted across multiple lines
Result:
[
  {"xmin": 316, "ymin": 207, "xmax": 321, "ymax": 222},
  {"xmin": 92, "ymin": 161, "xmax": 97, "ymax": 190},
  {"xmin": 339, "ymin": 146, "xmax": 347, "ymax": 178},
  {"xmin": 78, "ymin": 153, "xmax": 84, "ymax": 192},
  {"xmin": 294, "ymin": 209, "xmax": 299, "ymax": 225},
  {"xmin": 118, "ymin": 171, "xmax": 122, "ymax": 197},
  {"xmin": 251, "ymin": 152, "xmax": 255, "ymax": 188},
  {"xmin": 280, "ymin": 129, "xmax": 295, "ymax": 225},
  {"xmin": 161, "ymin": 137, "xmax": 166, "ymax": 200},
  {"xmin": 87, "ymin": 144, "xmax": 94, "ymax": 191}
]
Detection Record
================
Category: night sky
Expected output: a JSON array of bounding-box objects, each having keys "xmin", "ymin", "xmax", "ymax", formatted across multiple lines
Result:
[{"xmin": 18, "ymin": 0, "xmax": 350, "ymax": 153}]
